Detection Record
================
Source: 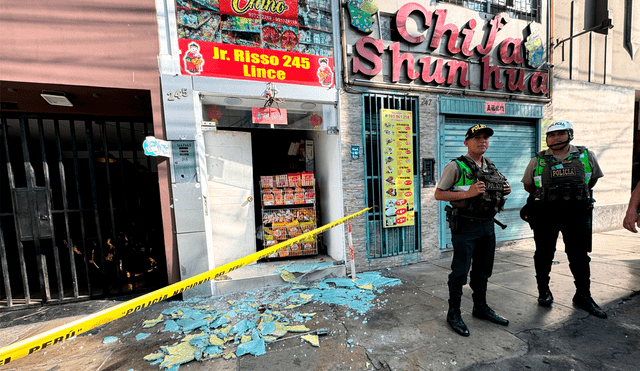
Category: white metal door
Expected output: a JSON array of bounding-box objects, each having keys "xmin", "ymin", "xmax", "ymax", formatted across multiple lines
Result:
[{"xmin": 203, "ymin": 130, "xmax": 256, "ymax": 267}]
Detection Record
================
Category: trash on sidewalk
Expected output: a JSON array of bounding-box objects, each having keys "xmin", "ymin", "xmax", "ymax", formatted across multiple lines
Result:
[{"xmin": 101, "ymin": 271, "xmax": 401, "ymax": 370}]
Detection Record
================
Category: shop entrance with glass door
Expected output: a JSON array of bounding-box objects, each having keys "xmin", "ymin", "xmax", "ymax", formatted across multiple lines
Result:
[{"xmin": 200, "ymin": 96, "xmax": 343, "ymax": 264}]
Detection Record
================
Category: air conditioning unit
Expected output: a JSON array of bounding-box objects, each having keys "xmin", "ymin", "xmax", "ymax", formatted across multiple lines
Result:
[{"xmin": 41, "ymin": 91, "xmax": 73, "ymax": 107}]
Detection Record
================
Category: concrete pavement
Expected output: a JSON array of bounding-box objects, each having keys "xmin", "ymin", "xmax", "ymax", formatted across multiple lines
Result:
[{"xmin": 1, "ymin": 229, "xmax": 639, "ymax": 370}]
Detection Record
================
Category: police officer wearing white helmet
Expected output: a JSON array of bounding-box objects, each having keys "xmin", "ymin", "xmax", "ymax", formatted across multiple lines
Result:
[{"xmin": 521, "ymin": 120, "xmax": 606, "ymax": 318}]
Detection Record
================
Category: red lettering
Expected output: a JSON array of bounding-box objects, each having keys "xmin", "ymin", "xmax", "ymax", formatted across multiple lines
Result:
[
  {"xmin": 395, "ymin": 3, "xmax": 431, "ymax": 44},
  {"xmin": 505, "ymin": 68, "xmax": 526, "ymax": 91},
  {"xmin": 460, "ymin": 19, "xmax": 477, "ymax": 57},
  {"xmin": 352, "ymin": 37, "xmax": 383, "ymax": 76},
  {"xmin": 499, "ymin": 38, "xmax": 524, "ymax": 64},
  {"xmin": 530, "ymin": 71, "xmax": 549, "ymax": 94},
  {"xmin": 430, "ymin": 9, "xmax": 461, "ymax": 54},
  {"xmin": 389, "ymin": 42, "xmax": 420, "ymax": 82},
  {"xmin": 446, "ymin": 60, "xmax": 470, "ymax": 86},
  {"xmin": 481, "ymin": 55, "xmax": 505, "ymax": 90},
  {"xmin": 418, "ymin": 57, "xmax": 446, "ymax": 84},
  {"xmin": 476, "ymin": 13, "xmax": 508, "ymax": 55}
]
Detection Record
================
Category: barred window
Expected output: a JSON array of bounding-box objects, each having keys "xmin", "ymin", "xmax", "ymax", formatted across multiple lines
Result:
[{"xmin": 438, "ymin": 0, "xmax": 540, "ymax": 23}]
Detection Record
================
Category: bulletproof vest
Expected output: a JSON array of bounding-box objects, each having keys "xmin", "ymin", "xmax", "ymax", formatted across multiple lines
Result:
[
  {"xmin": 533, "ymin": 147, "xmax": 590, "ymax": 202},
  {"xmin": 450, "ymin": 156, "xmax": 507, "ymax": 218}
]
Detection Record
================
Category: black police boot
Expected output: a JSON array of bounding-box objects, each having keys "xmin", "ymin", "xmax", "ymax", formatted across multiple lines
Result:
[
  {"xmin": 472, "ymin": 304, "xmax": 509, "ymax": 326},
  {"xmin": 573, "ymin": 292, "xmax": 607, "ymax": 318},
  {"xmin": 447, "ymin": 299, "xmax": 469, "ymax": 337},
  {"xmin": 537, "ymin": 287, "xmax": 554, "ymax": 307}
]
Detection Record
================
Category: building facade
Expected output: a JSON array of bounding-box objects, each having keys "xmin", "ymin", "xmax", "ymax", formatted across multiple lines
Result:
[
  {"xmin": 0, "ymin": 0, "xmax": 172, "ymax": 310},
  {"xmin": 341, "ymin": 0, "xmax": 552, "ymax": 272},
  {"xmin": 550, "ymin": 0, "xmax": 640, "ymax": 231},
  {"xmin": 4, "ymin": 0, "xmax": 636, "ymax": 309},
  {"xmin": 155, "ymin": 0, "xmax": 347, "ymax": 297}
]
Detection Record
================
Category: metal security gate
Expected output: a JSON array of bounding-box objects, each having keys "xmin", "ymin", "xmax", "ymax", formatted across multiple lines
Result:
[
  {"xmin": 362, "ymin": 94, "xmax": 421, "ymax": 258},
  {"xmin": 439, "ymin": 118, "xmax": 536, "ymax": 249},
  {"xmin": 0, "ymin": 114, "xmax": 166, "ymax": 310}
]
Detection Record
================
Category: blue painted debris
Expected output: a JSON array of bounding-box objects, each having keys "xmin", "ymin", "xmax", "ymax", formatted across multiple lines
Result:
[
  {"xmin": 139, "ymin": 270, "xmax": 401, "ymax": 369},
  {"xmin": 136, "ymin": 333, "xmax": 151, "ymax": 341},
  {"xmin": 102, "ymin": 336, "xmax": 118, "ymax": 344},
  {"xmin": 236, "ymin": 337, "xmax": 266, "ymax": 357},
  {"xmin": 274, "ymin": 261, "xmax": 336, "ymax": 274},
  {"xmin": 162, "ymin": 320, "xmax": 180, "ymax": 333}
]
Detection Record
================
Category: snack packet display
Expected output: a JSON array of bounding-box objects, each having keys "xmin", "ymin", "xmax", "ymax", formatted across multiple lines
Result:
[
  {"xmin": 262, "ymin": 189, "xmax": 274, "ymax": 206},
  {"xmin": 288, "ymin": 172, "xmax": 302, "ymax": 187},
  {"xmin": 275, "ymin": 174, "xmax": 288, "ymax": 187},
  {"xmin": 260, "ymin": 176, "xmax": 274, "ymax": 188}
]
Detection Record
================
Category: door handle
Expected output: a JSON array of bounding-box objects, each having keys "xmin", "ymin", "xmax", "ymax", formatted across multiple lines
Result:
[
  {"xmin": 248, "ymin": 196, "xmax": 253, "ymax": 202},
  {"xmin": 40, "ymin": 215, "xmax": 49, "ymax": 221}
]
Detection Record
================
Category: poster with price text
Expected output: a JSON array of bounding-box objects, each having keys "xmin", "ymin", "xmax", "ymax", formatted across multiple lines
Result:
[{"xmin": 380, "ymin": 109, "xmax": 415, "ymax": 228}]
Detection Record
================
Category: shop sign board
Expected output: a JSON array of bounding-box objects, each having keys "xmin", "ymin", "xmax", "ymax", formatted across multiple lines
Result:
[
  {"xmin": 176, "ymin": 0, "xmax": 335, "ymax": 88},
  {"xmin": 252, "ymin": 107, "xmax": 288, "ymax": 124},
  {"xmin": 143, "ymin": 136, "xmax": 172, "ymax": 158},
  {"xmin": 380, "ymin": 109, "xmax": 415, "ymax": 228},
  {"xmin": 348, "ymin": 3, "xmax": 549, "ymax": 96},
  {"xmin": 485, "ymin": 101, "xmax": 505, "ymax": 114}
]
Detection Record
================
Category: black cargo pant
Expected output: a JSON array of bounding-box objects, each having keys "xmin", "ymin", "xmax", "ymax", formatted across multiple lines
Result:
[
  {"xmin": 531, "ymin": 201, "xmax": 592, "ymax": 295},
  {"xmin": 448, "ymin": 216, "xmax": 496, "ymax": 306}
]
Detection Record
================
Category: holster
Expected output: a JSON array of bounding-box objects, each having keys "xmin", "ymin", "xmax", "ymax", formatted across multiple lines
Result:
[{"xmin": 445, "ymin": 205, "xmax": 459, "ymax": 232}]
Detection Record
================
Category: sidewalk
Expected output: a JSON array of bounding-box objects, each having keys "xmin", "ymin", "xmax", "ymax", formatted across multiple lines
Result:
[{"xmin": 1, "ymin": 229, "xmax": 639, "ymax": 371}]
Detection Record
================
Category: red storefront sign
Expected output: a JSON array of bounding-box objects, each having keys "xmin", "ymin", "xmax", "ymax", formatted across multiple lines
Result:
[
  {"xmin": 350, "ymin": 3, "xmax": 549, "ymax": 95},
  {"xmin": 177, "ymin": 0, "xmax": 335, "ymax": 87},
  {"xmin": 485, "ymin": 101, "xmax": 506, "ymax": 114},
  {"xmin": 252, "ymin": 107, "xmax": 288, "ymax": 124},
  {"xmin": 180, "ymin": 39, "xmax": 334, "ymax": 87}
]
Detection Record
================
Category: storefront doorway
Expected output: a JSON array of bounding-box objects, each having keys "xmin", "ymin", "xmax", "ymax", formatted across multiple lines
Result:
[{"xmin": 199, "ymin": 97, "xmax": 343, "ymax": 267}]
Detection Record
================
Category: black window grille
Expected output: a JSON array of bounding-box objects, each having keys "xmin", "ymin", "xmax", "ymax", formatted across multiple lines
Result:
[{"xmin": 361, "ymin": 94, "xmax": 421, "ymax": 258}]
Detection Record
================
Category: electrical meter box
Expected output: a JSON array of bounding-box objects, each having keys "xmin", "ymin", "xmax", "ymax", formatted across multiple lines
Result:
[{"xmin": 172, "ymin": 141, "xmax": 197, "ymax": 183}]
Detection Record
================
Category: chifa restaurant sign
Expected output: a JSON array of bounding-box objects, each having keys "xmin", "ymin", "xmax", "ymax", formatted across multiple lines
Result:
[{"xmin": 348, "ymin": 3, "xmax": 549, "ymax": 95}]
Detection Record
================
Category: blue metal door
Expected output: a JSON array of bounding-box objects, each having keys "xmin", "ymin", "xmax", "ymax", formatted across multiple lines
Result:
[{"xmin": 439, "ymin": 118, "xmax": 536, "ymax": 249}]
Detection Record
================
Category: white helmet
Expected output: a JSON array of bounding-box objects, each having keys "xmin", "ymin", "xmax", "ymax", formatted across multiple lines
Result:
[{"xmin": 546, "ymin": 120, "xmax": 574, "ymax": 140}]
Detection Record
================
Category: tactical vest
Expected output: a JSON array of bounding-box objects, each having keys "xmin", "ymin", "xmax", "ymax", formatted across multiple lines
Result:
[
  {"xmin": 450, "ymin": 156, "xmax": 507, "ymax": 218},
  {"xmin": 533, "ymin": 146, "xmax": 592, "ymax": 202}
]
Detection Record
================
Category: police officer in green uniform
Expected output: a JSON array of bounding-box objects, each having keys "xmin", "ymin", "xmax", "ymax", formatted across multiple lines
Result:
[
  {"xmin": 435, "ymin": 124, "xmax": 511, "ymax": 337},
  {"xmin": 521, "ymin": 120, "xmax": 606, "ymax": 318}
]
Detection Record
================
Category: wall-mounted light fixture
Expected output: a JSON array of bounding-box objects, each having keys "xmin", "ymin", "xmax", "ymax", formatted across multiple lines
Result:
[
  {"xmin": 224, "ymin": 97, "xmax": 243, "ymax": 105},
  {"xmin": 552, "ymin": 18, "xmax": 614, "ymax": 49},
  {"xmin": 41, "ymin": 90, "xmax": 73, "ymax": 107}
]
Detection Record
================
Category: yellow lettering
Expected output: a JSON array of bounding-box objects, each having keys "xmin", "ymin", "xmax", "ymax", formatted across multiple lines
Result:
[{"xmin": 233, "ymin": 49, "xmax": 245, "ymax": 62}]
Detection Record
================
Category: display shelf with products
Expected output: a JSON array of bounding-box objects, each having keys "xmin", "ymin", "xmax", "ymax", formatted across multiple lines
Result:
[{"xmin": 260, "ymin": 172, "xmax": 317, "ymax": 258}]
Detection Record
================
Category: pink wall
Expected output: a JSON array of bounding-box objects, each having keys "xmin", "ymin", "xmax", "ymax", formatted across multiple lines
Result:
[{"xmin": 0, "ymin": 0, "xmax": 178, "ymax": 283}]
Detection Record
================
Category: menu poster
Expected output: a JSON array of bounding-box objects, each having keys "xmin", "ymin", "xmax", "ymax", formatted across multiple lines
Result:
[{"xmin": 380, "ymin": 109, "xmax": 415, "ymax": 228}]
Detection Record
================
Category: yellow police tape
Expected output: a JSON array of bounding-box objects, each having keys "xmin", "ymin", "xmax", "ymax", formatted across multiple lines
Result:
[{"xmin": 0, "ymin": 206, "xmax": 372, "ymax": 366}]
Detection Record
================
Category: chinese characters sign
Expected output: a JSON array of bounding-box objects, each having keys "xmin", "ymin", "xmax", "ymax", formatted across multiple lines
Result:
[
  {"xmin": 380, "ymin": 109, "xmax": 415, "ymax": 228},
  {"xmin": 485, "ymin": 101, "xmax": 505, "ymax": 114},
  {"xmin": 176, "ymin": 0, "xmax": 335, "ymax": 88}
]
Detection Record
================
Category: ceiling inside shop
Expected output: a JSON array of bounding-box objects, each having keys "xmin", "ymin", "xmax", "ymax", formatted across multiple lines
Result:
[{"xmin": 200, "ymin": 95, "xmax": 327, "ymax": 129}]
